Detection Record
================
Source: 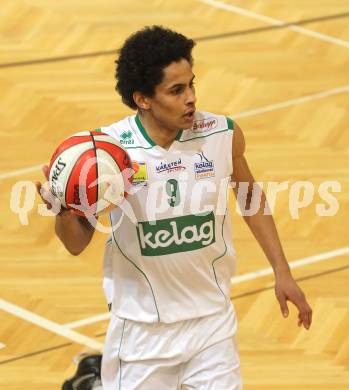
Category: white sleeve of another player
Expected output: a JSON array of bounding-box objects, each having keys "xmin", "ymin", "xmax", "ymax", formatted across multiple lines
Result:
[{"xmin": 102, "ymin": 237, "xmax": 114, "ymax": 305}]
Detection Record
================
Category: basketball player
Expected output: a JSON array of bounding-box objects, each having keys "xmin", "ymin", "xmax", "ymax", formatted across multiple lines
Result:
[{"xmin": 37, "ymin": 26, "xmax": 312, "ymax": 389}]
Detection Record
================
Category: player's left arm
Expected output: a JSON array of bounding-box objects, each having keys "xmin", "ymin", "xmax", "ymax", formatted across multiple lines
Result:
[{"xmin": 231, "ymin": 122, "xmax": 313, "ymax": 330}]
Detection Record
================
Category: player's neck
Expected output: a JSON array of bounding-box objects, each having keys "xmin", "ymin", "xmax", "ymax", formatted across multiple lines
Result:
[{"xmin": 137, "ymin": 111, "xmax": 179, "ymax": 150}]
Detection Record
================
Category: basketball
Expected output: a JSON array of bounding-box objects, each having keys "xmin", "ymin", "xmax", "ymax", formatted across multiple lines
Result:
[{"xmin": 48, "ymin": 131, "xmax": 133, "ymax": 216}]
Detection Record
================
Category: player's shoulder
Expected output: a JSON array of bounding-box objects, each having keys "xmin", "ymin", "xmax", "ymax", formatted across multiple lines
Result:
[
  {"xmin": 95, "ymin": 114, "xmax": 143, "ymax": 148},
  {"xmin": 96, "ymin": 115, "xmax": 133, "ymax": 137},
  {"xmin": 180, "ymin": 110, "xmax": 234, "ymax": 142}
]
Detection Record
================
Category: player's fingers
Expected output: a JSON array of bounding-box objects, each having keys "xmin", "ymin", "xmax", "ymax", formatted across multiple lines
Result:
[
  {"xmin": 36, "ymin": 183, "xmax": 54, "ymax": 209},
  {"xmin": 35, "ymin": 181, "xmax": 42, "ymax": 195},
  {"xmin": 304, "ymin": 305, "xmax": 312, "ymax": 330},
  {"xmin": 35, "ymin": 181, "xmax": 50, "ymax": 206},
  {"xmin": 298, "ymin": 301, "xmax": 312, "ymax": 330},
  {"xmin": 42, "ymin": 164, "xmax": 49, "ymax": 181}
]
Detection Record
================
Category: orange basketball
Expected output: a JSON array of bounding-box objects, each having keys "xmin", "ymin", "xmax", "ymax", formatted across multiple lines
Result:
[{"xmin": 48, "ymin": 131, "xmax": 133, "ymax": 216}]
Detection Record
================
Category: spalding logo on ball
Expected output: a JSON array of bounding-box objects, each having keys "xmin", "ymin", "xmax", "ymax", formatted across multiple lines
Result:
[{"xmin": 48, "ymin": 131, "xmax": 133, "ymax": 216}]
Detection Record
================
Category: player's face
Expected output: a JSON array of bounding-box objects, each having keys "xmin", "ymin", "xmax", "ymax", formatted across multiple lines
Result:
[{"xmin": 147, "ymin": 59, "xmax": 197, "ymax": 131}]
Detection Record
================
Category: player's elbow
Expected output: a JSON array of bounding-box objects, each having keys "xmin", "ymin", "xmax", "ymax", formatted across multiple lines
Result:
[
  {"xmin": 67, "ymin": 246, "xmax": 85, "ymax": 256},
  {"xmin": 55, "ymin": 230, "xmax": 89, "ymax": 256},
  {"xmin": 58, "ymin": 239, "xmax": 86, "ymax": 256}
]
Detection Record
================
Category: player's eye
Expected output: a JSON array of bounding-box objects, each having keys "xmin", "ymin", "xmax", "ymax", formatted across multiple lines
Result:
[{"xmin": 171, "ymin": 87, "xmax": 183, "ymax": 95}]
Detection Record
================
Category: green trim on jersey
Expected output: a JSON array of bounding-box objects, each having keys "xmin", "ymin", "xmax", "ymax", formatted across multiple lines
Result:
[
  {"xmin": 118, "ymin": 319, "xmax": 126, "ymax": 360},
  {"xmin": 98, "ymin": 114, "xmax": 232, "ymax": 145},
  {"xmin": 211, "ymin": 212, "xmax": 229, "ymax": 302},
  {"xmin": 135, "ymin": 114, "xmax": 156, "ymax": 146},
  {"xmin": 95, "ymin": 122, "xmax": 155, "ymax": 150},
  {"xmin": 118, "ymin": 320, "xmax": 125, "ymax": 387},
  {"xmin": 124, "ymin": 145, "xmax": 155, "ymax": 150},
  {"xmin": 135, "ymin": 114, "xmax": 183, "ymax": 145},
  {"xmin": 110, "ymin": 218, "xmax": 161, "ymax": 321},
  {"xmin": 226, "ymin": 116, "xmax": 234, "ymax": 130},
  {"xmin": 178, "ymin": 128, "xmax": 231, "ymax": 143},
  {"xmin": 175, "ymin": 129, "xmax": 183, "ymax": 141}
]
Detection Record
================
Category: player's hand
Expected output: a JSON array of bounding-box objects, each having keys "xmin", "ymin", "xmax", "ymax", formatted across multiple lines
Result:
[
  {"xmin": 35, "ymin": 164, "xmax": 72, "ymax": 216},
  {"xmin": 274, "ymin": 272, "xmax": 312, "ymax": 330}
]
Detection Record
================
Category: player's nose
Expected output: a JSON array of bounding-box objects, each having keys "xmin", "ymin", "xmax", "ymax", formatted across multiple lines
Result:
[{"xmin": 186, "ymin": 87, "xmax": 197, "ymax": 105}]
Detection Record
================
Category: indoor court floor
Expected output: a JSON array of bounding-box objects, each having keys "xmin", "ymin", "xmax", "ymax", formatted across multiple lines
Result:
[{"xmin": 0, "ymin": 0, "xmax": 348, "ymax": 388}]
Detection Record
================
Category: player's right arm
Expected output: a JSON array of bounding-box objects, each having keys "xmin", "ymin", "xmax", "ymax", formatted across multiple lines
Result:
[
  {"xmin": 54, "ymin": 211, "xmax": 95, "ymax": 256},
  {"xmin": 36, "ymin": 165, "xmax": 95, "ymax": 256}
]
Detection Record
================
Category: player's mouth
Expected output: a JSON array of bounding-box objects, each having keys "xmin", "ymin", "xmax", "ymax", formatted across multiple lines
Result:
[{"xmin": 183, "ymin": 109, "xmax": 195, "ymax": 122}]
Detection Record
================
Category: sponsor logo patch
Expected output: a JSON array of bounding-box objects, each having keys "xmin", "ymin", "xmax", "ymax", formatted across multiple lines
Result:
[
  {"xmin": 194, "ymin": 152, "xmax": 215, "ymax": 180},
  {"xmin": 136, "ymin": 212, "xmax": 215, "ymax": 256},
  {"xmin": 155, "ymin": 158, "xmax": 186, "ymax": 174},
  {"xmin": 132, "ymin": 161, "xmax": 148, "ymax": 186},
  {"xmin": 192, "ymin": 118, "xmax": 218, "ymax": 133},
  {"xmin": 120, "ymin": 130, "xmax": 135, "ymax": 145}
]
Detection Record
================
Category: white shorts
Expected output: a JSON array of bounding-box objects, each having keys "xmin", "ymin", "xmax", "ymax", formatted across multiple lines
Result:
[{"xmin": 101, "ymin": 303, "xmax": 242, "ymax": 389}]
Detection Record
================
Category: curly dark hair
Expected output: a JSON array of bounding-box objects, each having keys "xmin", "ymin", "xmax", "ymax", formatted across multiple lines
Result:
[{"xmin": 115, "ymin": 26, "xmax": 195, "ymax": 110}]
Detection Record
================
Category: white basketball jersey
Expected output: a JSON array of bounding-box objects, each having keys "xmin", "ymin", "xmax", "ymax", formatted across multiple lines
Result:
[{"xmin": 98, "ymin": 111, "xmax": 237, "ymax": 323}]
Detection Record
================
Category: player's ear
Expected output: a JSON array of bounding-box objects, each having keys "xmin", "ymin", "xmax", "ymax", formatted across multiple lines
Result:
[{"xmin": 133, "ymin": 92, "xmax": 150, "ymax": 110}]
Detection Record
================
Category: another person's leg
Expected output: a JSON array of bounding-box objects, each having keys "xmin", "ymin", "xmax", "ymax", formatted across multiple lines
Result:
[{"xmin": 62, "ymin": 354, "xmax": 102, "ymax": 390}]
